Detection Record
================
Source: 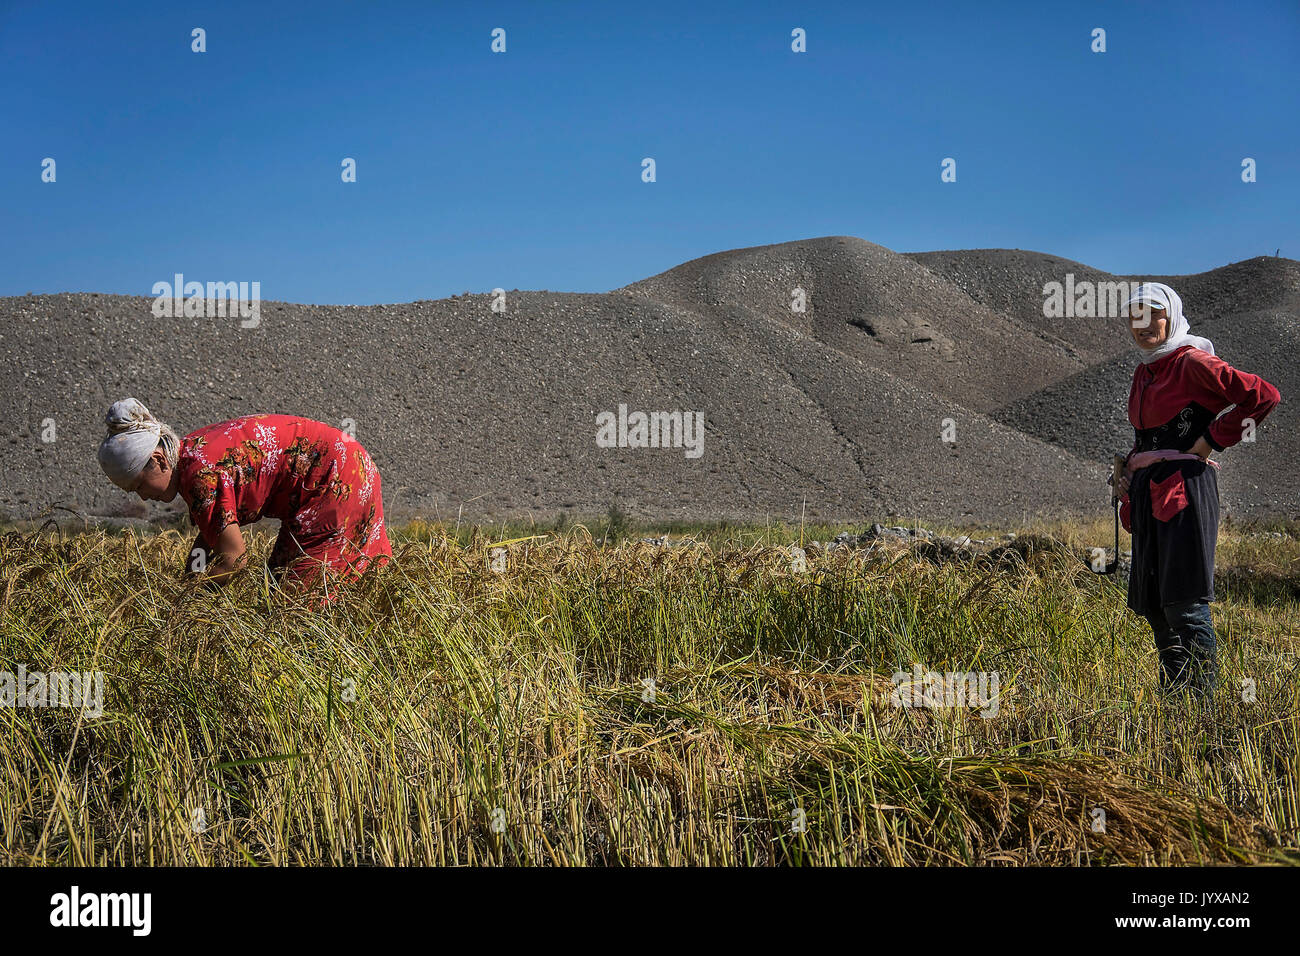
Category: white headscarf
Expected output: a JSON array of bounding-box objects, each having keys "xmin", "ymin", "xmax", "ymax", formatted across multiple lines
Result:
[
  {"xmin": 97, "ymin": 398, "xmax": 178, "ymax": 491},
  {"xmin": 1123, "ymin": 282, "xmax": 1215, "ymax": 364}
]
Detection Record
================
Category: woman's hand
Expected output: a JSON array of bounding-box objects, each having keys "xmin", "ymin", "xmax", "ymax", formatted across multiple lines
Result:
[
  {"xmin": 1114, "ymin": 472, "xmax": 1130, "ymax": 498},
  {"xmin": 197, "ymin": 524, "xmax": 248, "ymax": 587},
  {"xmin": 184, "ymin": 534, "xmax": 211, "ymax": 576},
  {"xmin": 1189, "ymin": 436, "xmax": 1214, "ymax": 461}
]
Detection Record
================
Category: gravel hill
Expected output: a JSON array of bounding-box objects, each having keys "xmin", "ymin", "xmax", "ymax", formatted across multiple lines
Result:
[
  {"xmin": 903, "ymin": 248, "xmax": 1136, "ymax": 364},
  {"xmin": 1, "ymin": 237, "xmax": 1294, "ymax": 526},
  {"xmin": 619, "ymin": 236, "xmax": 1088, "ymax": 413}
]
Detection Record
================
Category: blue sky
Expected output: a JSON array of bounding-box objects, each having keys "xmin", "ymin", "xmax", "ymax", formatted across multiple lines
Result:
[{"xmin": 2, "ymin": 0, "xmax": 1296, "ymax": 304}]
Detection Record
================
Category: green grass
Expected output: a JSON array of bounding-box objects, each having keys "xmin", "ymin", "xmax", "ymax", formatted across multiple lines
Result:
[{"xmin": 1, "ymin": 520, "xmax": 1297, "ymax": 865}]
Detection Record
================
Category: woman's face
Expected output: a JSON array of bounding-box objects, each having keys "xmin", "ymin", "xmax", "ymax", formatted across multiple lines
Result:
[
  {"xmin": 131, "ymin": 450, "xmax": 180, "ymax": 502},
  {"xmin": 1129, "ymin": 304, "xmax": 1168, "ymax": 350}
]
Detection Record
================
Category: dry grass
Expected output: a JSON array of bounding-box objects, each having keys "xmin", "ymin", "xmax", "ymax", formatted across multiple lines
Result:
[{"xmin": 1, "ymin": 520, "xmax": 1297, "ymax": 866}]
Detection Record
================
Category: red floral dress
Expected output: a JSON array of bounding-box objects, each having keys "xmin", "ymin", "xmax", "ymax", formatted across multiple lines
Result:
[{"xmin": 177, "ymin": 415, "xmax": 392, "ymax": 588}]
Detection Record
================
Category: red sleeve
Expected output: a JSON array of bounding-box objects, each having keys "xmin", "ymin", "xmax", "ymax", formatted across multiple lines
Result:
[
  {"xmin": 1120, "ymin": 374, "xmax": 1137, "ymax": 533},
  {"xmin": 1181, "ymin": 352, "xmax": 1281, "ymax": 451},
  {"xmin": 184, "ymin": 466, "xmax": 239, "ymax": 548},
  {"xmin": 1119, "ymin": 374, "xmax": 1136, "ymax": 534},
  {"xmin": 1126, "ymin": 368, "xmax": 1141, "ymax": 429}
]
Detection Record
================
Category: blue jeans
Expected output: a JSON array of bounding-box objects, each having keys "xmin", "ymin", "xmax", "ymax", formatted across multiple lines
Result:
[{"xmin": 1143, "ymin": 600, "xmax": 1217, "ymax": 696}]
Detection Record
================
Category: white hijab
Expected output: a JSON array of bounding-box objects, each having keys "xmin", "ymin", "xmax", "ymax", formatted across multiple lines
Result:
[
  {"xmin": 97, "ymin": 398, "xmax": 178, "ymax": 491},
  {"xmin": 1123, "ymin": 282, "xmax": 1215, "ymax": 364}
]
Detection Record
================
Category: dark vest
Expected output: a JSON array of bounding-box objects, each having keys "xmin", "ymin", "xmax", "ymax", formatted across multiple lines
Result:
[{"xmin": 1133, "ymin": 402, "xmax": 1216, "ymax": 453}]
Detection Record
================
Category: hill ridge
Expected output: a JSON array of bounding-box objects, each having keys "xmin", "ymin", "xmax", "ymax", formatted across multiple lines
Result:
[{"xmin": 2, "ymin": 238, "xmax": 1295, "ymax": 523}]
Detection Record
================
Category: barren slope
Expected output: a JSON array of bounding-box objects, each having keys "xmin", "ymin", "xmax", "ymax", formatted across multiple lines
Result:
[
  {"xmin": 2, "ymin": 240, "xmax": 1294, "ymax": 526},
  {"xmin": 618, "ymin": 236, "xmax": 1087, "ymax": 413},
  {"xmin": 1, "ymin": 288, "xmax": 1100, "ymax": 526}
]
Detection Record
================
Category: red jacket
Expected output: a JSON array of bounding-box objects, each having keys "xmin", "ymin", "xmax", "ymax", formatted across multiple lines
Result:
[{"xmin": 1119, "ymin": 345, "xmax": 1280, "ymax": 531}]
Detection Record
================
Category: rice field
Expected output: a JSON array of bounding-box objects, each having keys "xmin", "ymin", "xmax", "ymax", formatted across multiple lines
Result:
[{"xmin": 2, "ymin": 516, "xmax": 1298, "ymax": 866}]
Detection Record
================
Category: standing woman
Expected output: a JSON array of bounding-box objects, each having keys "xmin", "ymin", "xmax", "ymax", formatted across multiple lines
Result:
[
  {"xmin": 97, "ymin": 399, "xmax": 392, "ymax": 600},
  {"xmin": 1116, "ymin": 283, "xmax": 1280, "ymax": 696}
]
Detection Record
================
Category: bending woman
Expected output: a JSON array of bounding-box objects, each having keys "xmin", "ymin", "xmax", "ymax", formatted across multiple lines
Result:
[
  {"xmin": 97, "ymin": 399, "xmax": 392, "ymax": 598},
  {"xmin": 1116, "ymin": 283, "xmax": 1280, "ymax": 696}
]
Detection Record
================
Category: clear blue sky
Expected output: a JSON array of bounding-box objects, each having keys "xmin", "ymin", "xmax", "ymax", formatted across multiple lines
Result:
[{"xmin": 2, "ymin": 0, "xmax": 1296, "ymax": 304}]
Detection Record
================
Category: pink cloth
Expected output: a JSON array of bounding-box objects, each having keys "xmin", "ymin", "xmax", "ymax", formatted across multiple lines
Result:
[{"xmin": 1126, "ymin": 449, "xmax": 1220, "ymax": 474}]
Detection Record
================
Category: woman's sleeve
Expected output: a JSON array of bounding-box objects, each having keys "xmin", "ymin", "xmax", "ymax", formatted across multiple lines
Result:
[
  {"xmin": 186, "ymin": 467, "xmax": 239, "ymax": 548},
  {"xmin": 1118, "ymin": 371, "xmax": 1139, "ymax": 534},
  {"xmin": 1183, "ymin": 352, "xmax": 1282, "ymax": 451}
]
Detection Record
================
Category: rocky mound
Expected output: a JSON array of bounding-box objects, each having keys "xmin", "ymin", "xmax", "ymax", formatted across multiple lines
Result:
[
  {"xmin": 2, "ymin": 238, "xmax": 1295, "ymax": 526},
  {"xmin": 618, "ymin": 236, "xmax": 1087, "ymax": 413}
]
